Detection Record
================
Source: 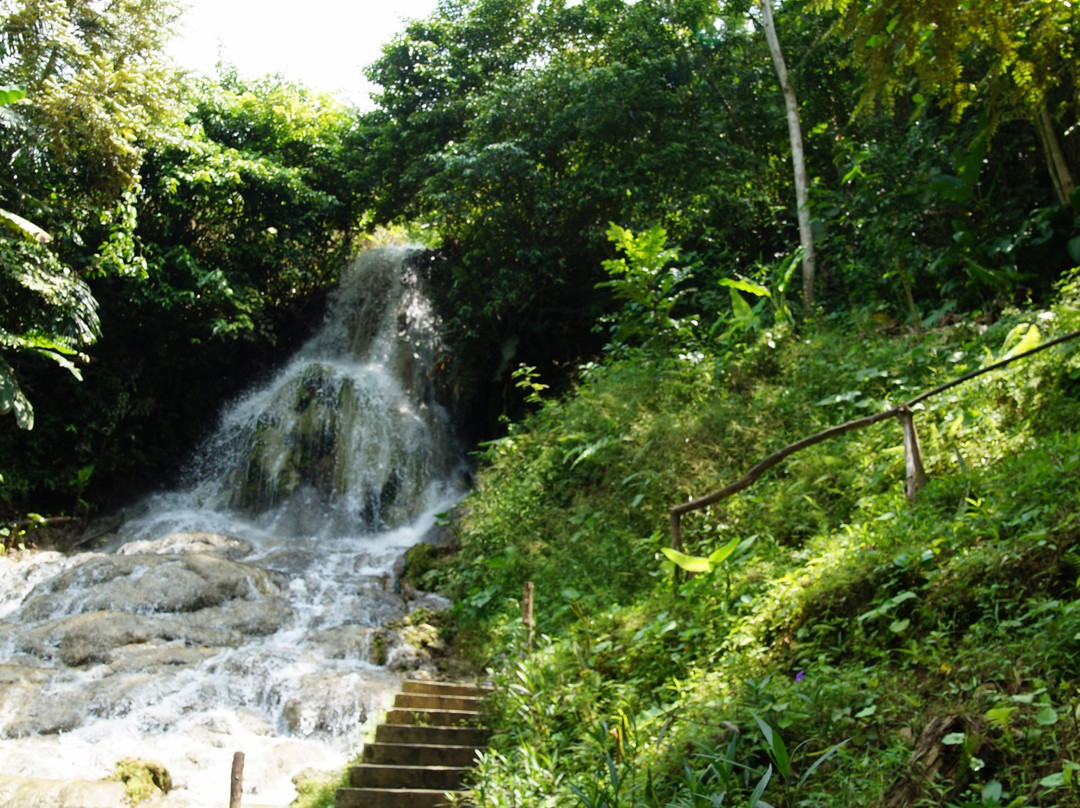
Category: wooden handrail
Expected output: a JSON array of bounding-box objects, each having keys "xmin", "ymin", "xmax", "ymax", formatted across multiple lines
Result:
[{"xmin": 669, "ymin": 328, "xmax": 1080, "ymax": 551}]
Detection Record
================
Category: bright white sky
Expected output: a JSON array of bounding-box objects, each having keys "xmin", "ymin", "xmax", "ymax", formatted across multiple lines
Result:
[{"xmin": 168, "ymin": 0, "xmax": 440, "ymax": 108}]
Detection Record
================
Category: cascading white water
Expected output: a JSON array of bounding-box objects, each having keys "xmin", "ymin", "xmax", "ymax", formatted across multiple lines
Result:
[{"xmin": 0, "ymin": 248, "xmax": 465, "ymax": 806}]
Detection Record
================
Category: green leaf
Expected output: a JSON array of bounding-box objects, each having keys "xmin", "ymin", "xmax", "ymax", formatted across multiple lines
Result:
[
  {"xmin": 1039, "ymin": 772, "xmax": 1065, "ymax": 788},
  {"xmin": 1002, "ymin": 323, "xmax": 1041, "ymax": 359},
  {"xmin": 942, "ymin": 732, "xmax": 966, "ymax": 745},
  {"xmin": 982, "ymin": 780, "xmax": 1003, "ymax": 803},
  {"xmin": 719, "ymin": 277, "xmax": 771, "ymax": 298},
  {"xmin": 0, "ymin": 361, "xmax": 34, "ymax": 429},
  {"xmin": 799, "ymin": 739, "xmax": 850, "ymax": 787},
  {"xmin": 1068, "ymin": 235, "xmax": 1080, "ymax": 264},
  {"xmin": 888, "ymin": 618, "xmax": 910, "ymax": 633},
  {"xmin": 984, "ymin": 706, "xmax": 1016, "ymax": 730},
  {"xmin": 729, "ymin": 287, "xmax": 754, "ymax": 321},
  {"xmin": 0, "ymin": 86, "xmax": 26, "ymax": 105},
  {"xmin": 748, "ymin": 764, "xmax": 773, "ymax": 807},
  {"xmin": 660, "ymin": 547, "xmax": 712, "ymax": 573},
  {"xmin": 707, "ymin": 536, "xmax": 741, "ymax": 567},
  {"xmin": 0, "ymin": 207, "xmax": 52, "ymax": 244},
  {"xmin": 1035, "ymin": 706, "xmax": 1058, "ymax": 726},
  {"xmin": 752, "ymin": 713, "xmax": 790, "ymax": 780}
]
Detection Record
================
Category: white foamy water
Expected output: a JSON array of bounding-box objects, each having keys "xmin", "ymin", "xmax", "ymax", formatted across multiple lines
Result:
[{"xmin": 0, "ymin": 248, "xmax": 465, "ymax": 806}]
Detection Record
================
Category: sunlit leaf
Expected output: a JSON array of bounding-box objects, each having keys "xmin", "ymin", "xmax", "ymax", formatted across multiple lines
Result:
[
  {"xmin": 660, "ymin": 547, "xmax": 712, "ymax": 573},
  {"xmin": 720, "ymin": 277, "xmax": 771, "ymax": 298},
  {"xmin": 708, "ymin": 536, "xmax": 741, "ymax": 567},
  {"xmin": 0, "ymin": 86, "xmax": 26, "ymax": 105},
  {"xmin": 0, "ymin": 208, "xmax": 51, "ymax": 244},
  {"xmin": 1002, "ymin": 323, "xmax": 1041, "ymax": 359}
]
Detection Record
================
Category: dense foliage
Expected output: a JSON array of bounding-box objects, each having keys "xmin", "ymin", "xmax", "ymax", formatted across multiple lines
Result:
[
  {"xmin": 1, "ymin": 3, "xmax": 367, "ymax": 514},
  {"xmin": 421, "ymin": 270, "xmax": 1080, "ymax": 807},
  {"xmin": 3, "ymin": 0, "xmax": 1079, "ymax": 516}
]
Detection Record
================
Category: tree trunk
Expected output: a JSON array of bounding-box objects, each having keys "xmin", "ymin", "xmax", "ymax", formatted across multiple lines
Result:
[
  {"xmin": 758, "ymin": 0, "xmax": 817, "ymax": 308},
  {"xmin": 1036, "ymin": 103, "xmax": 1075, "ymax": 206}
]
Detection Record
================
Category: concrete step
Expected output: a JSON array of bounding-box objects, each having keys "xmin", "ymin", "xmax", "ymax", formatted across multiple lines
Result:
[
  {"xmin": 375, "ymin": 723, "xmax": 490, "ymax": 747},
  {"xmin": 401, "ymin": 679, "xmax": 490, "ymax": 698},
  {"xmin": 336, "ymin": 680, "xmax": 489, "ymax": 808},
  {"xmin": 393, "ymin": 691, "xmax": 486, "ymax": 712},
  {"xmin": 349, "ymin": 763, "xmax": 468, "ymax": 791},
  {"xmin": 364, "ymin": 742, "xmax": 481, "ymax": 767},
  {"xmin": 335, "ymin": 787, "xmax": 456, "ymax": 808},
  {"xmin": 384, "ymin": 707, "xmax": 483, "ymax": 727}
]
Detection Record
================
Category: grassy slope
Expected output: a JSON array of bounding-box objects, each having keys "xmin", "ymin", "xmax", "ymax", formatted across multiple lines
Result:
[{"xmin": 422, "ymin": 273, "xmax": 1080, "ymax": 807}]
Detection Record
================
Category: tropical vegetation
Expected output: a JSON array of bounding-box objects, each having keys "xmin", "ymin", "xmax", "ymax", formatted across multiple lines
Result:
[{"xmin": 2, "ymin": 0, "xmax": 1079, "ymax": 804}]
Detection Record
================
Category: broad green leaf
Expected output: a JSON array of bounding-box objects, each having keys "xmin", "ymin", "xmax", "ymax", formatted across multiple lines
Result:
[
  {"xmin": 982, "ymin": 781, "xmax": 1003, "ymax": 803},
  {"xmin": 0, "ymin": 86, "xmax": 26, "ymax": 105},
  {"xmin": 729, "ymin": 287, "xmax": 754, "ymax": 321},
  {"xmin": 0, "ymin": 365, "xmax": 16, "ymax": 414},
  {"xmin": 1035, "ymin": 706, "xmax": 1058, "ymax": 725},
  {"xmin": 941, "ymin": 732, "xmax": 966, "ymax": 745},
  {"xmin": 1002, "ymin": 323, "xmax": 1041, "ymax": 359},
  {"xmin": 708, "ymin": 536, "xmax": 741, "ymax": 567},
  {"xmin": 0, "ymin": 208, "xmax": 51, "ymax": 244},
  {"xmin": 660, "ymin": 547, "xmax": 712, "ymax": 574},
  {"xmin": 12, "ymin": 387, "xmax": 33, "ymax": 430},
  {"xmin": 1039, "ymin": 772, "xmax": 1065, "ymax": 788},
  {"xmin": 719, "ymin": 277, "xmax": 771, "ymax": 298},
  {"xmin": 1069, "ymin": 235, "xmax": 1080, "ymax": 264}
]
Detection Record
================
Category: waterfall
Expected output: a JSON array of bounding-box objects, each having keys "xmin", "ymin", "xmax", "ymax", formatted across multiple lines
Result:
[{"xmin": 0, "ymin": 247, "xmax": 465, "ymax": 806}]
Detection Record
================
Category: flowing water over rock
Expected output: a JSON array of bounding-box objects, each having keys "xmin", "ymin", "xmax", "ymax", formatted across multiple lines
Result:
[{"xmin": 0, "ymin": 248, "xmax": 465, "ymax": 806}]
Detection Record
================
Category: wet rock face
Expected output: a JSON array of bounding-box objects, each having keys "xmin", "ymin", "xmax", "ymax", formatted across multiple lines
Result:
[
  {"xmin": 11, "ymin": 552, "xmax": 291, "ymax": 668},
  {"xmin": 19, "ymin": 553, "xmax": 285, "ymax": 622},
  {"xmin": 0, "ymin": 536, "xmax": 299, "ymax": 739},
  {"xmin": 116, "ymin": 532, "xmax": 254, "ymax": 559},
  {"xmin": 0, "ymin": 776, "xmax": 129, "ymax": 808}
]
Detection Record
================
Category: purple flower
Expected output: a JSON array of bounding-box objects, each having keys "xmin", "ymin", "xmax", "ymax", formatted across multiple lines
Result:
[{"xmin": 795, "ymin": 670, "xmax": 805, "ymax": 683}]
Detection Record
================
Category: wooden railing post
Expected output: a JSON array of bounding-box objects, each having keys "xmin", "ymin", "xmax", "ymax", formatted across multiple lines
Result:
[
  {"xmin": 522, "ymin": 581, "xmax": 535, "ymax": 653},
  {"xmin": 899, "ymin": 407, "xmax": 927, "ymax": 503},
  {"xmin": 229, "ymin": 751, "xmax": 244, "ymax": 808}
]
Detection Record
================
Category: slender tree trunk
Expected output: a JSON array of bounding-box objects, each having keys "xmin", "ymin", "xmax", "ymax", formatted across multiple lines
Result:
[
  {"xmin": 1036, "ymin": 103, "xmax": 1075, "ymax": 206},
  {"xmin": 758, "ymin": 0, "xmax": 817, "ymax": 308}
]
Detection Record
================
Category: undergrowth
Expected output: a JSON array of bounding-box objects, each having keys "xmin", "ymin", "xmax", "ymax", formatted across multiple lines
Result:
[{"xmin": 427, "ymin": 269, "xmax": 1080, "ymax": 807}]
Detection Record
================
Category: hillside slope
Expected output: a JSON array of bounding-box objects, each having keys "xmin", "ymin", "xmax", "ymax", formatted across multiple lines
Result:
[{"xmin": 424, "ymin": 272, "xmax": 1080, "ymax": 807}]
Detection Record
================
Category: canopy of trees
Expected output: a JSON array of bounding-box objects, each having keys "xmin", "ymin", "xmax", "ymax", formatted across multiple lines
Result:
[{"xmin": 1, "ymin": 0, "xmax": 1077, "ymax": 517}]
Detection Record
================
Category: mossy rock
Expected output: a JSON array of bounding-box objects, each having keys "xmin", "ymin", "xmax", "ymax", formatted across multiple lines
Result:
[{"xmin": 112, "ymin": 758, "xmax": 172, "ymax": 804}]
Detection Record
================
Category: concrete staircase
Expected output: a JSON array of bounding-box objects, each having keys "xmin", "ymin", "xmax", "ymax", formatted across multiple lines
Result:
[{"xmin": 335, "ymin": 680, "xmax": 489, "ymax": 808}]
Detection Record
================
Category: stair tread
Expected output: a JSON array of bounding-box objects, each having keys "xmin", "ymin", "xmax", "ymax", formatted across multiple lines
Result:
[
  {"xmin": 367, "ymin": 742, "xmax": 482, "ymax": 750},
  {"xmin": 338, "ymin": 788, "xmax": 462, "ymax": 793},
  {"xmin": 336, "ymin": 681, "xmax": 489, "ymax": 808},
  {"xmin": 352, "ymin": 763, "xmax": 471, "ymax": 769}
]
